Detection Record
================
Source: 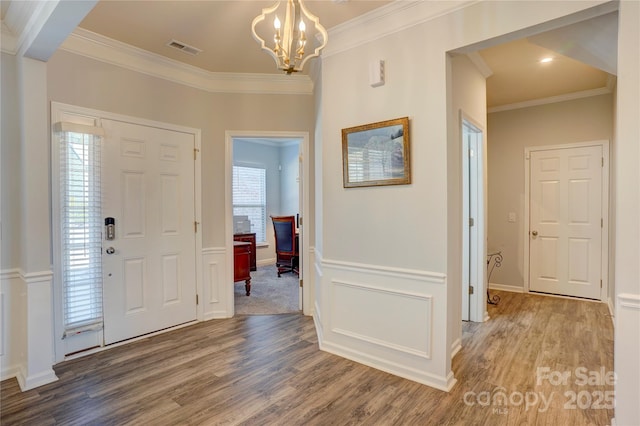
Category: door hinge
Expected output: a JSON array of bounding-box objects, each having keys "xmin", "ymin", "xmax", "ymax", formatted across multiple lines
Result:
[
  {"xmin": 299, "ymin": 216, "xmax": 302, "ymax": 226},
  {"xmin": 600, "ymin": 280, "xmax": 602, "ymax": 288},
  {"xmin": 602, "ymin": 157, "xmax": 604, "ymax": 167},
  {"xmin": 194, "ymin": 148, "xmax": 200, "ymax": 160},
  {"xmin": 194, "ymin": 221, "xmax": 199, "ymax": 233},
  {"xmin": 469, "ymin": 148, "xmax": 474, "ymax": 157},
  {"xmin": 469, "ymin": 218, "xmax": 474, "ymax": 227},
  {"xmin": 299, "ymin": 279, "xmax": 303, "ymax": 288},
  {"xmin": 469, "ymin": 286, "xmax": 474, "ymax": 295},
  {"xmin": 196, "ymin": 294, "xmax": 199, "ymax": 305},
  {"xmin": 601, "ymin": 218, "xmax": 603, "ymax": 228}
]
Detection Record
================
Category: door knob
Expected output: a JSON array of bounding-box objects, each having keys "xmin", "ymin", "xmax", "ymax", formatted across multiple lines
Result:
[
  {"xmin": 531, "ymin": 230, "xmax": 538, "ymax": 237},
  {"xmin": 105, "ymin": 247, "xmax": 115, "ymax": 255}
]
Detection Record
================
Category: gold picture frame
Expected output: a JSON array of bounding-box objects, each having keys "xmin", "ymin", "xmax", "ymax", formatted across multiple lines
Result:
[{"xmin": 341, "ymin": 117, "xmax": 411, "ymax": 188}]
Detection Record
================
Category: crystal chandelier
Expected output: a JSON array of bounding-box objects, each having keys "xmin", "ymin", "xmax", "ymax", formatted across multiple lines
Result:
[{"xmin": 251, "ymin": 0, "xmax": 328, "ymax": 74}]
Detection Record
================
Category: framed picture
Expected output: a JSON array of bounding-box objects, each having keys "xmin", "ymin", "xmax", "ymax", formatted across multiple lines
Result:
[{"xmin": 341, "ymin": 117, "xmax": 411, "ymax": 188}]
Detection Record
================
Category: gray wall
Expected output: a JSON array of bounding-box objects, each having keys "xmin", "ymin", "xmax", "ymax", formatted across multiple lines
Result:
[
  {"xmin": 487, "ymin": 94, "xmax": 614, "ymax": 289},
  {"xmin": 1, "ymin": 52, "xmax": 21, "ymax": 269},
  {"xmin": 280, "ymin": 143, "xmax": 300, "ymax": 216},
  {"xmin": 46, "ymin": 49, "xmax": 315, "ymax": 250}
]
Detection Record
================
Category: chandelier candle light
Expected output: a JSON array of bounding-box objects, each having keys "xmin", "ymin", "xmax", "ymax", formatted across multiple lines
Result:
[{"xmin": 251, "ymin": 0, "xmax": 328, "ymax": 74}]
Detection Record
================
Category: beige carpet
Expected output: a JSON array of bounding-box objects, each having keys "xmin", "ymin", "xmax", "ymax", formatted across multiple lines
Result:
[{"xmin": 234, "ymin": 265, "xmax": 300, "ymax": 315}]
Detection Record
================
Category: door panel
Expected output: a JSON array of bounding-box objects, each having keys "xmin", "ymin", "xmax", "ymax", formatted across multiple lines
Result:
[
  {"xmin": 102, "ymin": 119, "xmax": 196, "ymax": 345},
  {"xmin": 529, "ymin": 145, "xmax": 602, "ymax": 299}
]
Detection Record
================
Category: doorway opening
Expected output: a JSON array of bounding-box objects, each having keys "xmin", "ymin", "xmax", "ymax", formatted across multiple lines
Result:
[{"xmin": 225, "ymin": 131, "xmax": 310, "ymax": 317}]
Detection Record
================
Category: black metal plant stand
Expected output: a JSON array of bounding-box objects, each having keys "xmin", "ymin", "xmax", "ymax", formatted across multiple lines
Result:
[{"xmin": 486, "ymin": 251, "xmax": 502, "ymax": 305}]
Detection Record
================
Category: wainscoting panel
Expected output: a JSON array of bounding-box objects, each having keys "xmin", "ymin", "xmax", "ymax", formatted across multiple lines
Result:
[
  {"xmin": 318, "ymin": 258, "xmax": 454, "ymax": 392},
  {"xmin": 615, "ymin": 293, "xmax": 640, "ymax": 424},
  {"xmin": 202, "ymin": 248, "xmax": 229, "ymax": 320},
  {"xmin": 332, "ymin": 280, "xmax": 432, "ymax": 359},
  {"xmin": 0, "ymin": 269, "xmax": 22, "ymax": 381}
]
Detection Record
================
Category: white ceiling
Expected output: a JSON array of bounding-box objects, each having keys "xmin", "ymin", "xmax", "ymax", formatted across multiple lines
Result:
[{"xmin": 2, "ymin": 1, "xmax": 617, "ymax": 109}]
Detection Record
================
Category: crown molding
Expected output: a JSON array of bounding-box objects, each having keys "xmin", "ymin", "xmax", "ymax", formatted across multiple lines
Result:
[
  {"xmin": 59, "ymin": 28, "xmax": 314, "ymax": 95},
  {"xmin": 488, "ymin": 86, "xmax": 612, "ymax": 113},
  {"xmin": 465, "ymin": 52, "xmax": 493, "ymax": 79},
  {"xmin": 2, "ymin": 0, "xmax": 57, "ymax": 56},
  {"xmin": 323, "ymin": 0, "xmax": 476, "ymax": 58},
  {"xmin": 1, "ymin": 21, "xmax": 17, "ymax": 54}
]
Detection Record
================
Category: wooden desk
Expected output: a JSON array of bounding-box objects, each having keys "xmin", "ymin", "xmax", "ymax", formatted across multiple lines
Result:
[
  {"xmin": 234, "ymin": 233, "xmax": 256, "ymax": 271},
  {"xmin": 234, "ymin": 241, "xmax": 252, "ymax": 296}
]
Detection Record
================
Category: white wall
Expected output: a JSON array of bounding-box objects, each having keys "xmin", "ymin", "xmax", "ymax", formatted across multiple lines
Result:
[
  {"xmin": 316, "ymin": 0, "xmax": 622, "ymax": 393},
  {"xmin": 487, "ymin": 94, "xmax": 614, "ymax": 290},
  {"xmin": 319, "ymin": 22, "xmax": 452, "ymax": 387},
  {"xmin": 1, "ymin": 53, "xmax": 21, "ymax": 270},
  {"xmin": 1, "ymin": 51, "xmax": 23, "ymax": 382},
  {"xmin": 614, "ymin": 1, "xmax": 640, "ymax": 423},
  {"xmin": 0, "ymin": 272, "xmax": 24, "ymax": 381},
  {"xmin": 280, "ymin": 143, "xmax": 300, "ymax": 216}
]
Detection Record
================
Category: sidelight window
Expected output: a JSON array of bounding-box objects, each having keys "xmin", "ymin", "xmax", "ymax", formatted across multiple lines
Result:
[{"xmin": 57, "ymin": 125, "xmax": 104, "ymax": 336}]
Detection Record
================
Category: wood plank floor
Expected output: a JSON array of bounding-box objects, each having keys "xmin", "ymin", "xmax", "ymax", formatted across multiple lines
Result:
[{"xmin": 1, "ymin": 291, "xmax": 614, "ymax": 425}]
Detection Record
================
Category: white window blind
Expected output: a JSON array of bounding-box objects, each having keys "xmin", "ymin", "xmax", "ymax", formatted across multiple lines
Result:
[
  {"xmin": 348, "ymin": 148, "xmax": 388, "ymax": 182},
  {"xmin": 59, "ymin": 130, "xmax": 104, "ymax": 336},
  {"xmin": 232, "ymin": 165, "xmax": 266, "ymax": 242}
]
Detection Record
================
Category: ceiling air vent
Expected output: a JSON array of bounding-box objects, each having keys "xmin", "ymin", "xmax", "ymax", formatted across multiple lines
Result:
[{"xmin": 166, "ymin": 39, "xmax": 202, "ymax": 56}]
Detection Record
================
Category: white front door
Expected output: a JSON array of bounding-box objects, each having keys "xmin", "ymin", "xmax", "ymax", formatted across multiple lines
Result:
[
  {"xmin": 529, "ymin": 145, "xmax": 602, "ymax": 299},
  {"xmin": 102, "ymin": 119, "xmax": 197, "ymax": 344}
]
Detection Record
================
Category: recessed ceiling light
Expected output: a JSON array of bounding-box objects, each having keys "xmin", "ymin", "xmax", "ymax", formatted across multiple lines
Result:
[{"xmin": 540, "ymin": 57, "xmax": 554, "ymax": 63}]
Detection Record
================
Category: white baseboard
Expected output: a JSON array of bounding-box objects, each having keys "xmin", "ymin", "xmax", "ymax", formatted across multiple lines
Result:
[
  {"xmin": 0, "ymin": 364, "xmax": 20, "ymax": 382},
  {"xmin": 16, "ymin": 366, "xmax": 58, "ymax": 391},
  {"xmin": 203, "ymin": 310, "xmax": 232, "ymax": 321},
  {"xmin": 313, "ymin": 304, "xmax": 323, "ymax": 341},
  {"xmin": 489, "ymin": 282, "xmax": 524, "ymax": 293},
  {"xmin": 451, "ymin": 338, "xmax": 462, "ymax": 359},
  {"xmin": 607, "ymin": 297, "xmax": 615, "ymax": 324},
  {"xmin": 257, "ymin": 258, "xmax": 276, "ymax": 267},
  {"xmin": 320, "ymin": 339, "xmax": 456, "ymax": 392}
]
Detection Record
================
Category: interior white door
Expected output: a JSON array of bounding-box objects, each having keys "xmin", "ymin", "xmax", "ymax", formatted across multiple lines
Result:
[
  {"xmin": 461, "ymin": 119, "xmax": 485, "ymax": 322},
  {"xmin": 102, "ymin": 119, "xmax": 197, "ymax": 344},
  {"xmin": 298, "ymin": 149, "xmax": 303, "ymax": 311},
  {"xmin": 461, "ymin": 132, "xmax": 471, "ymax": 321},
  {"xmin": 529, "ymin": 145, "xmax": 602, "ymax": 299}
]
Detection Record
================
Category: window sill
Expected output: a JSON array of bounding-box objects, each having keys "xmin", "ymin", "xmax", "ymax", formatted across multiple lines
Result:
[{"xmin": 256, "ymin": 242, "xmax": 269, "ymax": 248}]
